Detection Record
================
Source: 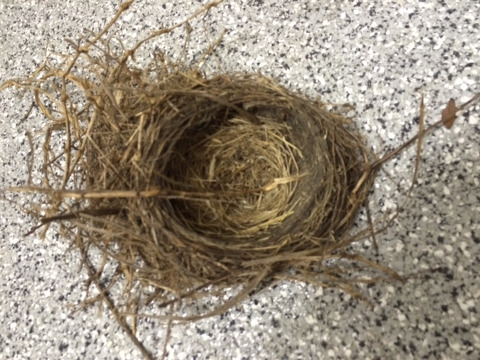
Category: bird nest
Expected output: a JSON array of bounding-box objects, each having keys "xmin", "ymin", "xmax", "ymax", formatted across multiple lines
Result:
[
  {"xmin": 1, "ymin": 17, "xmax": 388, "ymax": 316},
  {"xmin": 2, "ymin": 3, "xmax": 427, "ymax": 356},
  {"xmin": 3, "ymin": 51, "xmax": 385, "ymax": 314},
  {"xmin": 81, "ymin": 70, "xmax": 377, "ymax": 290}
]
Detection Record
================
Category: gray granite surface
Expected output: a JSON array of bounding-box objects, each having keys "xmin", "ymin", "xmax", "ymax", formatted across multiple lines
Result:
[{"xmin": 0, "ymin": 1, "xmax": 479, "ymax": 359}]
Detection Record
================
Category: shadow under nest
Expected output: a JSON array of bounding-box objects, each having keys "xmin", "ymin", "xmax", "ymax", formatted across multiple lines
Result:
[{"xmin": 58, "ymin": 67, "xmax": 383, "ymax": 319}]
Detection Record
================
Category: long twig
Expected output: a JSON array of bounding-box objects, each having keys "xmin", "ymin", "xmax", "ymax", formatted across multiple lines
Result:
[
  {"xmin": 371, "ymin": 92, "xmax": 479, "ymax": 171},
  {"xmin": 79, "ymin": 244, "xmax": 154, "ymax": 360}
]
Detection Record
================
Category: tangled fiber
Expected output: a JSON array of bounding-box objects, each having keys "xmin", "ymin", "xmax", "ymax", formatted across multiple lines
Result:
[
  {"xmin": 82, "ymin": 70, "xmax": 379, "ymax": 289},
  {"xmin": 34, "ymin": 64, "xmax": 383, "ymax": 303},
  {"xmin": 0, "ymin": 2, "xmax": 394, "ymax": 320},
  {"xmin": 4, "ymin": 52, "xmax": 388, "ymax": 311}
]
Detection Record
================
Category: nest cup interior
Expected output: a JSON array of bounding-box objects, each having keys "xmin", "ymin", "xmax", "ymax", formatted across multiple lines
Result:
[
  {"xmin": 153, "ymin": 81, "xmax": 310, "ymax": 250},
  {"xmin": 165, "ymin": 116, "xmax": 302, "ymax": 240}
]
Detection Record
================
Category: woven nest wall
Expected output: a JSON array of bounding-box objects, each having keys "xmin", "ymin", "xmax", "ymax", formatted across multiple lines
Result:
[{"xmin": 75, "ymin": 68, "xmax": 377, "ymax": 300}]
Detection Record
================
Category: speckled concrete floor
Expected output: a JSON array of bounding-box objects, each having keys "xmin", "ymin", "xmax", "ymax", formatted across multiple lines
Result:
[{"xmin": 1, "ymin": 1, "xmax": 479, "ymax": 359}]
